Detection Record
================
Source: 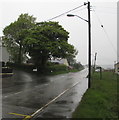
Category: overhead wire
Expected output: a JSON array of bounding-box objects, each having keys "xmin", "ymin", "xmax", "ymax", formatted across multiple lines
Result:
[
  {"xmin": 90, "ymin": 6, "xmax": 116, "ymax": 65},
  {"xmin": 93, "ymin": 6, "xmax": 117, "ymax": 9},
  {"xmin": 92, "ymin": 7, "xmax": 116, "ymax": 14},
  {"xmin": 45, "ymin": 1, "xmax": 117, "ymax": 63},
  {"xmin": 91, "ymin": 6, "xmax": 117, "ymax": 57},
  {"xmin": 47, "ymin": 4, "xmax": 86, "ymax": 21},
  {"xmin": 71, "ymin": 6, "xmax": 87, "ymax": 14}
]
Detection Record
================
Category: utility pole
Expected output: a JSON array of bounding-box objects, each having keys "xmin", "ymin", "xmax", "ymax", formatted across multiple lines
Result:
[
  {"xmin": 88, "ymin": 2, "xmax": 91, "ymax": 88},
  {"xmin": 67, "ymin": 2, "xmax": 91, "ymax": 88},
  {"xmin": 93, "ymin": 52, "xmax": 97, "ymax": 72}
]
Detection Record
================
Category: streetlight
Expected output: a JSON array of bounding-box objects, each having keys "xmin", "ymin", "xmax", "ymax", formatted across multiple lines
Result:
[
  {"xmin": 67, "ymin": 14, "xmax": 88, "ymax": 22},
  {"xmin": 67, "ymin": 2, "xmax": 91, "ymax": 88}
]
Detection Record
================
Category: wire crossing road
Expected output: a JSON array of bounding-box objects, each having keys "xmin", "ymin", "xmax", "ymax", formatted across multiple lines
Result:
[{"xmin": 2, "ymin": 68, "xmax": 88, "ymax": 119}]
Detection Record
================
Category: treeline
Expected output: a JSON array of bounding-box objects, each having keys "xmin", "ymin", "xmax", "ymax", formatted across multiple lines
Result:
[{"xmin": 2, "ymin": 13, "xmax": 79, "ymax": 72}]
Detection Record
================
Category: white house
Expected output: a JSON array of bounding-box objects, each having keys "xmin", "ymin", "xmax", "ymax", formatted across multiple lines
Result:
[
  {"xmin": 115, "ymin": 62, "xmax": 119, "ymax": 74},
  {"xmin": 0, "ymin": 37, "xmax": 9, "ymax": 63},
  {"xmin": 50, "ymin": 58, "xmax": 69, "ymax": 66},
  {"xmin": 116, "ymin": 2, "xmax": 119, "ymax": 74},
  {"xmin": 117, "ymin": 1, "xmax": 119, "ymax": 63}
]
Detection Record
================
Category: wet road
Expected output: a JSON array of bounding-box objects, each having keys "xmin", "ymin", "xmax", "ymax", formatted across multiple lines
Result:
[{"xmin": 2, "ymin": 68, "xmax": 88, "ymax": 119}]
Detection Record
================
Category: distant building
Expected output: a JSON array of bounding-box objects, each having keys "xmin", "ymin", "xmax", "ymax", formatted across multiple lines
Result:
[
  {"xmin": 117, "ymin": 1, "xmax": 119, "ymax": 63},
  {"xmin": 115, "ymin": 2, "xmax": 119, "ymax": 75},
  {"xmin": 2, "ymin": 47, "xmax": 9, "ymax": 63},
  {"xmin": 114, "ymin": 62, "xmax": 119, "ymax": 74},
  {"xmin": 50, "ymin": 58, "xmax": 69, "ymax": 66},
  {"xmin": 0, "ymin": 37, "xmax": 9, "ymax": 63}
]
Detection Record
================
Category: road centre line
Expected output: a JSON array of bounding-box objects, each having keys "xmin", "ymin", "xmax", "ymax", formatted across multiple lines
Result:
[
  {"xmin": 4, "ymin": 96, "xmax": 8, "ymax": 98},
  {"xmin": 3, "ymin": 84, "xmax": 44, "ymax": 98},
  {"xmin": 14, "ymin": 92, "xmax": 22, "ymax": 95},
  {"xmin": 22, "ymin": 81, "xmax": 81, "ymax": 119},
  {"xmin": 3, "ymin": 81, "xmax": 54, "ymax": 99},
  {"xmin": 3, "ymin": 92, "xmax": 22, "ymax": 98}
]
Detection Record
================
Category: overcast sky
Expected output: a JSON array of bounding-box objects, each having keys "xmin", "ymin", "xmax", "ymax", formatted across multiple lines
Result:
[{"xmin": 0, "ymin": 0, "xmax": 118, "ymax": 67}]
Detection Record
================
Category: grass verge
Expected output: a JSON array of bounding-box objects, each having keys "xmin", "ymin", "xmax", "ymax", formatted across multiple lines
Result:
[{"xmin": 72, "ymin": 71, "xmax": 119, "ymax": 118}]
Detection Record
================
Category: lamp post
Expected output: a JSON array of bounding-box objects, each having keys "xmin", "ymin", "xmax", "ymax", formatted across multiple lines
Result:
[{"xmin": 67, "ymin": 2, "xmax": 91, "ymax": 88}]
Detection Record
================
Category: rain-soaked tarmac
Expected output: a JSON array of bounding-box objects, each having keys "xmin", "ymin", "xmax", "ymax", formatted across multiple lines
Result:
[{"xmin": 2, "ymin": 68, "xmax": 88, "ymax": 119}]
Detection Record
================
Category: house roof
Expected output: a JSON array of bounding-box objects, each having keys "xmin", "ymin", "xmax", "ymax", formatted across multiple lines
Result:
[{"xmin": 115, "ymin": 62, "xmax": 119, "ymax": 65}]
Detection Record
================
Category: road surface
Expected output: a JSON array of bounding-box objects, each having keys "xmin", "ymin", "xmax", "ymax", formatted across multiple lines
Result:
[{"xmin": 2, "ymin": 68, "xmax": 88, "ymax": 119}]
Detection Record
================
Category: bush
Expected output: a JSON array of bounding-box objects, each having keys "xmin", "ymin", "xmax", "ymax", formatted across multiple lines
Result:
[
  {"xmin": 72, "ymin": 63, "xmax": 84, "ymax": 70},
  {"xmin": 47, "ymin": 64, "xmax": 68, "ymax": 73},
  {"xmin": 6, "ymin": 62, "xmax": 35, "ymax": 71},
  {"xmin": 6, "ymin": 62, "xmax": 80, "ymax": 75},
  {"xmin": 0, "ymin": 61, "xmax": 5, "ymax": 67}
]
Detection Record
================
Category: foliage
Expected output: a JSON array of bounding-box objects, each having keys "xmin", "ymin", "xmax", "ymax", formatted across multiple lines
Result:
[
  {"xmin": 3, "ymin": 13, "xmax": 36, "ymax": 63},
  {"xmin": 72, "ymin": 71, "xmax": 118, "ymax": 118},
  {"xmin": 3, "ymin": 14, "xmax": 77, "ymax": 70},
  {"xmin": 24, "ymin": 21, "xmax": 77, "ymax": 70},
  {"xmin": 67, "ymin": 56, "xmax": 83, "ymax": 70},
  {"xmin": 67, "ymin": 55, "xmax": 77, "ymax": 65},
  {"xmin": 6, "ymin": 62, "xmax": 35, "ymax": 71},
  {"xmin": 72, "ymin": 62, "xmax": 84, "ymax": 70},
  {"xmin": 6, "ymin": 62, "xmax": 80, "ymax": 75},
  {"xmin": 47, "ymin": 64, "xmax": 68, "ymax": 72}
]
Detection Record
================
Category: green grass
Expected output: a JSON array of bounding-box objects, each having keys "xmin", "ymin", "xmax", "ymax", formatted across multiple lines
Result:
[{"xmin": 72, "ymin": 71, "xmax": 119, "ymax": 118}]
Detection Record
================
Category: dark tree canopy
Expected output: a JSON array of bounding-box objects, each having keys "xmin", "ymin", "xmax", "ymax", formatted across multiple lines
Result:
[
  {"xmin": 24, "ymin": 21, "xmax": 77, "ymax": 69},
  {"xmin": 3, "ymin": 13, "xmax": 36, "ymax": 63},
  {"xmin": 3, "ymin": 14, "xmax": 77, "ymax": 70}
]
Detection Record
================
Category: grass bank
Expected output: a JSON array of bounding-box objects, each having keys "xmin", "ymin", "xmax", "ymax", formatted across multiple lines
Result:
[{"xmin": 72, "ymin": 71, "xmax": 119, "ymax": 118}]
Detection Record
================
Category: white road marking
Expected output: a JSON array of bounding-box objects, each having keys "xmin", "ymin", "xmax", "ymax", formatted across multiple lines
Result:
[
  {"xmin": 61, "ymin": 76, "xmax": 65, "ymax": 77},
  {"xmin": 30, "ymin": 81, "xmax": 81, "ymax": 117},
  {"xmin": 14, "ymin": 92, "xmax": 22, "ymax": 95},
  {"xmin": 3, "ymin": 92, "xmax": 22, "ymax": 98},
  {"xmin": 3, "ymin": 83, "xmax": 49, "ymax": 98},
  {"xmin": 4, "ymin": 96, "xmax": 8, "ymax": 98}
]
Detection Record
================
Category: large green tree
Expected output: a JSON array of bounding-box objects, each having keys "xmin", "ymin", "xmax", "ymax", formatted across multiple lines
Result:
[
  {"xmin": 24, "ymin": 21, "xmax": 77, "ymax": 70},
  {"xmin": 3, "ymin": 13, "xmax": 36, "ymax": 63}
]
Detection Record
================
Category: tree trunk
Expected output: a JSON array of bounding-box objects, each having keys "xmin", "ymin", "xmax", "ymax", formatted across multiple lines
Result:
[
  {"xmin": 18, "ymin": 43, "xmax": 22, "ymax": 64},
  {"xmin": 37, "ymin": 56, "xmax": 48, "ymax": 73}
]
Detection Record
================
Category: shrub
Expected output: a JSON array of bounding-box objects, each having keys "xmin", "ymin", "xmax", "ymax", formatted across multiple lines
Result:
[{"xmin": 47, "ymin": 64, "xmax": 68, "ymax": 73}]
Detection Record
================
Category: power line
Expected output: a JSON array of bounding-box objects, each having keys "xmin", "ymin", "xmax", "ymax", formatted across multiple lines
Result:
[
  {"xmin": 92, "ymin": 7, "xmax": 117, "ymax": 56},
  {"xmin": 102, "ymin": 27, "xmax": 117, "ymax": 53},
  {"xmin": 47, "ymin": 4, "xmax": 85, "ymax": 21},
  {"xmin": 93, "ymin": 6, "xmax": 117, "ymax": 9},
  {"xmin": 71, "ymin": 6, "xmax": 87, "ymax": 14},
  {"xmin": 92, "ymin": 8, "xmax": 116, "ymax": 14}
]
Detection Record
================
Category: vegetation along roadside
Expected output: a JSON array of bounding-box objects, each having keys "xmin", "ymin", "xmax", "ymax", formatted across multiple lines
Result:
[{"xmin": 72, "ymin": 70, "xmax": 119, "ymax": 118}]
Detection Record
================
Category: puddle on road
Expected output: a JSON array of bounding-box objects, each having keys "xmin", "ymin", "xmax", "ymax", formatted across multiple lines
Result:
[
  {"xmin": 2, "ymin": 69, "xmax": 88, "ymax": 119},
  {"xmin": 32, "ymin": 78, "xmax": 88, "ymax": 118},
  {"xmin": 55, "ymin": 100, "xmax": 73, "ymax": 104}
]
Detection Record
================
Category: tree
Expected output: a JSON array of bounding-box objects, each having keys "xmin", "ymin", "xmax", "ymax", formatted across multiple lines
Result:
[
  {"xmin": 67, "ymin": 52, "xmax": 78, "ymax": 66},
  {"xmin": 24, "ymin": 21, "xmax": 77, "ymax": 71},
  {"xmin": 3, "ymin": 13, "xmax": 36, "ymax": 63},
  {"xmin": 73, "ymin": 62, "xmax": 84, "ymax": 70}
]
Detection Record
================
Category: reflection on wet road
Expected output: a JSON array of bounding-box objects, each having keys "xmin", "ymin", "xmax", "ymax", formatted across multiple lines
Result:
[{"xmin": 2, "ymin": 68, "xmax": 88, "ymax": 118}]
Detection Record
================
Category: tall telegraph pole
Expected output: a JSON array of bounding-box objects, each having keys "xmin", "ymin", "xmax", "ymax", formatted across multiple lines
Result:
[
  {"xmin": 67, "ymin": 2, "xmax": 91, "ymax": 88},
  {"xmin": 94, "ymin": 52, "xmax": 97, "ymax": 72},
  {"xmin": 88, "ymin": 2, "xmax": 91, "ymax": 88}
]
